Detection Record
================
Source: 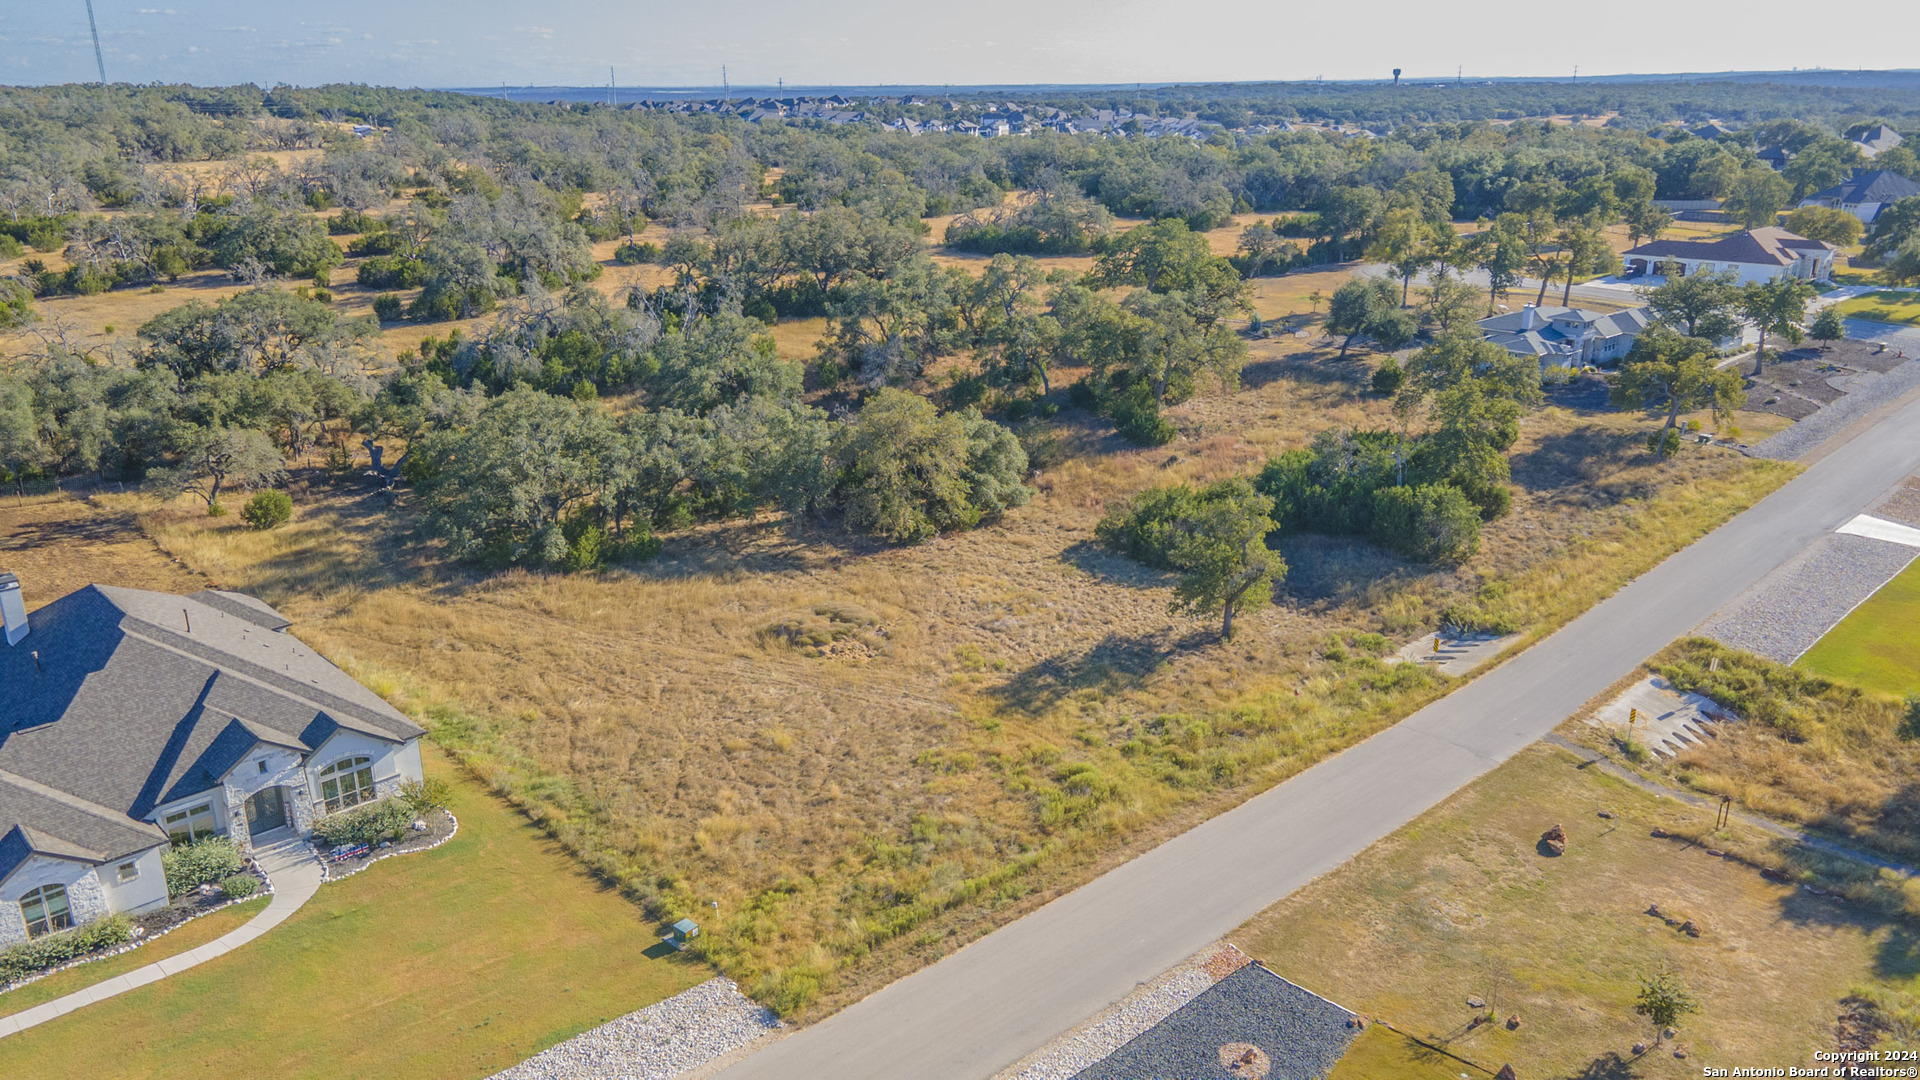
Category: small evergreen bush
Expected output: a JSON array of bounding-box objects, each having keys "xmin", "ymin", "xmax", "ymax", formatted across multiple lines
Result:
[
  {"xmin": 241, "ymin": 490, "xmax": 293, "ymax": 530},
  {"xmin": 219, "ymin": 874, "xmax": 260, "ymax": 900}
]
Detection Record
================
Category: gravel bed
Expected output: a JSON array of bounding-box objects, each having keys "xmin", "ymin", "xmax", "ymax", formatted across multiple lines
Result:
[
  {"xmin": 1749, "ymin": 357, "xmax": 1920, "ymax": 460},
  {"xmin": 1695, "ymin": 533, "xmax": 1920, "ymax": 662},
  {"xmin": 1071, "ymin": 964, "xmax": 1359, "ymax": 1080},
  {"xmin": 995, "ymin": 954, "xmax": 1228, "ymax": 1080},
  {"xmin": 1871, "ymin": 479, "xmax": 1920, "ymax": 529},
  {"xmin": 489, "ymin": 978, "xmax": 779, "ymax": 1080}
]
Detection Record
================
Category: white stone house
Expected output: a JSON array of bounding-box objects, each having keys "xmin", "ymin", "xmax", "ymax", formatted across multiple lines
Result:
[
  {"xmin": 1622, "ymin": 227, "xmax": 1837, "ymax": 285},
  {"xmin": 1799, "ymin": 170, "xmax": 1920, "ymax": 226},
  {"xmin": 1477, "ymin": 304, "xmax": 1654, "ymax": 368},
  {"xmin": 0, "ymin": 574, "xmax": 424, "ymax": 947}
]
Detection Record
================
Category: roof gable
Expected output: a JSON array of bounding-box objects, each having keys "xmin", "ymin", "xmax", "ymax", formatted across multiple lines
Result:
[
  {"xmin": 0, "ymin": 772, "xmax": 165, "ymax": 881},
  {"xmin": 0, "ymin": 583, "xmax": 421, "ymax": 839}
]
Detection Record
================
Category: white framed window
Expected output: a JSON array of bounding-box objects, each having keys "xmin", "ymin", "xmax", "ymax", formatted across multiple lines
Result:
[
  {"xmin": 117, "ymin": 861, "xmax": 139, "ymax": 883},
  {"xmin": 163, "ymin": 803, "xmax": 219, "ymax": 846},
  {"xmin": 319, "ymin": 756, "xmax": 376, "ymax": 813},
  {"xmin": 19, "ymin": 884, "xmax": 71, "ymax": 937},
  {"xmin": 258, "ymin": 760, "xmax": 269, "ymax": 774}
]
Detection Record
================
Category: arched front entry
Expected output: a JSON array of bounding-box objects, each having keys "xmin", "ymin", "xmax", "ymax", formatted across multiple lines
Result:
[{"xmin": 245, "ymin": 786, "xmax": 289, "ymax": 837}]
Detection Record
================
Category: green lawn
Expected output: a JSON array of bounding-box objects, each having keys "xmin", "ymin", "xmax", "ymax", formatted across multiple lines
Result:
[
  {"xmin": 1797, "ymin": 557, "xmax": 1920, "ymax": 697},
  {"xmin": 1834, "ymin": 290, "xmax": 1920, "ymax": 327},
  {"xmin": 0, "ymin": 750, "xmax": 708, "ymax": 1079},
  {"xmin": 0, "ymin": 898, "xmax": 268, "ymax": 1020}
]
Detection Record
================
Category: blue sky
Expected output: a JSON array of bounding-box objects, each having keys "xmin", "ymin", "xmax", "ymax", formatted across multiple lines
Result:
[{"xmin": 6, "ymin": 0, "xmax": 1919, "ymax": 89}]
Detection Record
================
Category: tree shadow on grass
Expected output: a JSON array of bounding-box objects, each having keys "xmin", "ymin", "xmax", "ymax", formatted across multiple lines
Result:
[
  {"xmin": 1238, "ymin": 348, "xmax": 1371, "ymax": 393},
  {"xmin": 1276, "ymin": 533, "xmax": 1420, "ymax": 605},
  {"xmin": 1059, "ymin": 539, "xmax": 1176, "ymax": 591},
  {"xmin": 1564, "ymin": 1050, "xmax": 1643, "ymax": 1079},
  {"xmin": 1508, "ymin": 426, "xmax": 1647, "ymax": 502},
  {"xmin": 989, "ymin": 629, "xmax": 1205, "ymax": 716},
  {"xmin": 1751, "ymin": 816, "xmax": 1920, "ymax": 984}
]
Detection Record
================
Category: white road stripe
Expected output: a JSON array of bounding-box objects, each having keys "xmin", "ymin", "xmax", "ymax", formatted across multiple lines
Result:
[{"xmin": 1836, "ymin": 513, "xmax": 1920, "ymax": 548}]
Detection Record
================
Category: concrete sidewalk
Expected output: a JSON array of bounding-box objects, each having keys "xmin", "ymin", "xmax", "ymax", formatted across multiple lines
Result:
[{"xmin": 0, "ymin": 833, "xmax": 323, "ymax": 1040}]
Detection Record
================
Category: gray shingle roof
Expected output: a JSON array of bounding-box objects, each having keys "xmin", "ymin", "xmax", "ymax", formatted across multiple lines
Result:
[
  {"xmin": 1477, "ymin": 305, "xmax": 1652, "ymax": 357},
  {"xmin": 0, "ymin": 770, "xmax": 166, "ymax": 882},
  {"xmin": 1808, "ymin": 169, "xmax": 1920, "ymax": 206},
  {"xmin": 0, "ymin": 583, "xmax": 422, "ymax": 873},
  {"xmin": 186, "ymin": 589, "xmax": 293, "ymax": 631}
]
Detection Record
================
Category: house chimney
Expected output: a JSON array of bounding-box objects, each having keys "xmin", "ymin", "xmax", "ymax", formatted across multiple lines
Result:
[
  {"xmin": 1, "ymin": 572, "xmax": 26, "ymax": 647},
  {"xmin": 1521, "ymin": 305, "xmax": 1537, "ymax": 330}
]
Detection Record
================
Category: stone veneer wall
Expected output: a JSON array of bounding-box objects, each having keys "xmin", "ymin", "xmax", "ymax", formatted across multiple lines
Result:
[{"xmin": 0, "ymin": 864, "xmax": 111, "ymax": 948}]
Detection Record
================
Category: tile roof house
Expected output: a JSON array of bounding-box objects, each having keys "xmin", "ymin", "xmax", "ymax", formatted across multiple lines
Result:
[
  {"xmin": 1800, "ymin": 169, "xmax": 1920, "ymax": 224},
  {"xmin": 1478, "ymin": 305, "xmax": 1655, "ymax": 368},
  {"xmin": 1622, "ymin": 227, "xmax": 1837, "ymax": 285},
  {"xmin": 0, "ymin": 574, "xmax": 424, "ymax": 947}
]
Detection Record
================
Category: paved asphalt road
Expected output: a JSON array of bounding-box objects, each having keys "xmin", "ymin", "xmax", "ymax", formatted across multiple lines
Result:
[{"xmin": 719, "ymin": 389, "xmax": 1920, "ymax": 1080}]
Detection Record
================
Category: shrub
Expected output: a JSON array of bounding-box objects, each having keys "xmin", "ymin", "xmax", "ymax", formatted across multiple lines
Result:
[
  {"xmin": 398, "ymin": 777, "xmax": 452, "ymax": 816},
  {"xmin": 613, "ymin": 241, "xmax": 659, "ymax": 265},
  {"xmin": 219, "ymin": 874, "xmax": 260, "ymax": 899},
  {"xmin": 0, "ymin": 916, "xmax": 133, "ymax": 984},
  {"xmin": 312, "ymin": 798, "xmax": 415, "ymax": 848},
  {"xmin": 163, "ymin": 837, "xmax": 245, "ymax": 897},
  {"xmin": 1370, "ymin": 357, "xmax": 1405, "ymax": 395},
  {"xmin": 1110, "ymin": 387, "xmax": 1176, "ymax": 446},
  {"xmin": 1369, "ymin": 483, "xmax": 1482, "ymax": 564},
  {"xmin": 241, "ymin": 490, "xmax": 293, "ymax": 530},
  {"xmin": 371, "ymin": 293, "xmax": 404, "ymax": 322},
  {"xmin": 1096, "ymin": 484, "xmax": 1202, "ymax": 568}
]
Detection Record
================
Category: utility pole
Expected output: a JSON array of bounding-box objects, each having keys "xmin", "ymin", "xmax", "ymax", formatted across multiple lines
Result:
[{"xmin": 84, "ymin": 0, "xmax": 108, "ymax": 84}]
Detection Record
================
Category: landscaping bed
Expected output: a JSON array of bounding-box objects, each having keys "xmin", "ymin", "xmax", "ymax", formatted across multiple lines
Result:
[
  {"xmin": 0, "ymin": 865, "xmax": 269, "ymax": 996},
  {"xmin": 313, "ymin": 806, "xmax": 458, "ymax": 880}
]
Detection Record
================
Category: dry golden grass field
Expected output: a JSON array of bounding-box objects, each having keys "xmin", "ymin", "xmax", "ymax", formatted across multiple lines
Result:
[
  {"xmin": 1244, "ymin": 744, "xmax": 1914, "ymax": 1080},
  {"xmin": 76, "ymin": 324, "xmax": 1790, "ymax": 1017},
  {"xmin": 2, "ymin": 191, "xmax": 1804, "ymax": 1020}
]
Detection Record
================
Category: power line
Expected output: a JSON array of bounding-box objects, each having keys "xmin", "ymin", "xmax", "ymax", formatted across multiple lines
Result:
[{"xmin": 83, "ymin": 0, "xmax": 107, "ymax": 84}]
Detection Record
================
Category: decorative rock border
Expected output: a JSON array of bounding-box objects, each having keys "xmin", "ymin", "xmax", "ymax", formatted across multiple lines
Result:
[
  {"xmin": 0, "ymin": 875, "xmax": 276, "ymax": 998},
  {"xmin": 313, "ymin": 809, "xmax": 460, "ymax": 883},
  {"xmin": 994, "ymin": 945, "xmax": 1253, "ymax": 1080},
  {"xmin": 488, "ymin": 976, "xmax": 781, "ymax": 1080}
]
